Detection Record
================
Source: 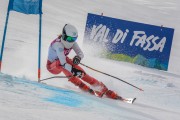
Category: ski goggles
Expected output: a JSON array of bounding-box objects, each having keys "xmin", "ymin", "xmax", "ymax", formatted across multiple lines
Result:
[{"xmin": 62, "ymin": 34, "xmax": 77, "ymax": 42}]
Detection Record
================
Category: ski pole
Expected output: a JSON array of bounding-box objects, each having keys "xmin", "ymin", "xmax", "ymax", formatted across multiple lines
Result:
[
  {"xmin": 80, "ymin": 63, "xmax": 144, "ymax": 91},
  {"xmin": 39, "ymin": 76, "xmax": 72, "ymax": 82}
]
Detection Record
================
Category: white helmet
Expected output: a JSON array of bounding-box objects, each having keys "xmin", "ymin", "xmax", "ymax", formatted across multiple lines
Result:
[{"xmin": 61, "ymin": 24, "xmax": 78, "ymax": 49}]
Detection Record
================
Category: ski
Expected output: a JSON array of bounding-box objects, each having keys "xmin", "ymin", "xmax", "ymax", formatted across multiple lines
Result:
[
  {"xmin": 122, "ymin": 98, "xmax": 136, "ymax": 104},
  {"xmin": 40, "ymin": 81, "xmax": 136, "ymax": 104}
]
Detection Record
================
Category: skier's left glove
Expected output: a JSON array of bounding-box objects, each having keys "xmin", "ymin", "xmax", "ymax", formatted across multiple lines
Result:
[
  {"xmin": 73, "ymin": 56, "xmax": 81, "ymax": 65},
  {"xmin": 71, "ymin": 67, "xmax": 85, "ymax": 78}
]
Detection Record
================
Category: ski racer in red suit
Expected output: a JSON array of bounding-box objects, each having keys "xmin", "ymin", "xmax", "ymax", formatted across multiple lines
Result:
[{"xmin": 46, "ymin": 24, "xmax": 124, "ymax": 100}]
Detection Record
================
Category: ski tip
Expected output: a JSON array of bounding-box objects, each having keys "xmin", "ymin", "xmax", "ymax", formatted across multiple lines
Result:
[
  {"xmin": 132, "ymin": 98, "xmax": 136, "ymax": 104},
  {"xmin": 124, "ymin": 98, "xmax": 136, "ymax": 104}
]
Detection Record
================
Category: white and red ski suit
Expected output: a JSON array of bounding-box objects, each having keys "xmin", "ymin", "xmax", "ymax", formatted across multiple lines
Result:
[{"xmin": 46, "ymin": 36, "xmax": 119, "ymax": 99}]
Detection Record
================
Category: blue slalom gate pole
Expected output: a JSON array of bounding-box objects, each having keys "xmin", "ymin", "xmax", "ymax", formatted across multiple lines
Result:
[
  {"xmin": 0, "ymin": 8, "xmax": 10, "ymax": 71},
  {"xmin": 38, "ymin": 13, "xmax": 42, "ymax": 82}
]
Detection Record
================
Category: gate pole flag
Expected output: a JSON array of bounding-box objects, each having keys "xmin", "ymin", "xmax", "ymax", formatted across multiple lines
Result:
[{"xmin": 0, "ymin": 0, "xmax": 43, "ymax": 80}]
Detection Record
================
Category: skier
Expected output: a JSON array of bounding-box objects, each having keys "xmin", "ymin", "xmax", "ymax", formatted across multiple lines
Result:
[{"xmin": 46, "ymin": 24, "xmax": 127, "ymax": 101}]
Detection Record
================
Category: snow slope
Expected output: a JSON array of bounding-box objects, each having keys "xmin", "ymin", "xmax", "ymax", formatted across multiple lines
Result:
[
  {"xmin": 0, "ymin": 73, "xmax": 180, "ymax": 120},
  {"xmin": 0, "ymin": 0, "xmax": 180, "ymax": 120},
  {"xmin": 0, "ymin": 0, "xmax": 180, "ymax": 78}
]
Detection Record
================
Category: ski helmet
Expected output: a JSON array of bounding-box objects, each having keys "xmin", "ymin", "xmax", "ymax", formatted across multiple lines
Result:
[{"xmin": 61, "ymin": 24, "xmax": 78, "ymax": 49}]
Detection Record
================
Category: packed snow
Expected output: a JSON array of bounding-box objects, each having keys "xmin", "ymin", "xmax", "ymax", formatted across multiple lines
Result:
[{"xmin": 0, "ymin": 0, "xmax": 180, "ymax": 120}]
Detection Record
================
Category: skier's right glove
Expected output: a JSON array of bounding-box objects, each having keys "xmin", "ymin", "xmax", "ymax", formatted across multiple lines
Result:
[
  {"xmin": 73, "ymin": 56, "xmax": 81, "ymax": 65},
  {"xmin": 71, "ymin": 67, "xmax": 85, "ymax": 78}
]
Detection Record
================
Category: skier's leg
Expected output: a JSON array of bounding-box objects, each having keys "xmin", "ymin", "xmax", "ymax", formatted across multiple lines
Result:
[
  {"xmin": 68, "ymin": 77, "xmax": 90, "ymax": 92},
  {"xmin": 66, "ymin": 57, "xmax": 109, "ymax": 96},
  {"xmin": 46, "ymin": 60, "xmax": 62, "ymax": 74},
  {"xmin": 66, "ymin": 58, "xmax": 104, "ymax": 86},
  {"xmin": 82, "ymin": 74, "xmax": 99, "ymax": 86},
  {"xmin": 68, "ymin": 64, "xmax": 108, "ymax": 95},
  {"xmin": 60, "ymin": 60, "xmax": 93, "ymax": 94},
  {"xmin": 66, "ymin": 58, "xmax": 98, "ymax": 84},
  {"xmin": 105, "ymin": 90, "xmax": 124, "ymax": 100},
  {"xmin": 65, "ymin": 73, "xmax": 94, "ymax": 94},
  {"xmin": 47, "ymin": 59, "xmax": 93, "ymax": 94}
]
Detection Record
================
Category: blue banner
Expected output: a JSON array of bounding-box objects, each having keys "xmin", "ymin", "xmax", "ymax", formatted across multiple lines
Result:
[
  {"xmin": 8, "ymin": 0, "xmax": 43, "ymax": 14},
  {"xmin": 84, "ymin": 13, "xmax": 174, "ymax": 70}
]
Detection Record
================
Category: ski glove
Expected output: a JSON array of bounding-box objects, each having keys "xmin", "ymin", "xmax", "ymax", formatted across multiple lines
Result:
[
  {"xmin": 73, "ymin": 56, "xmax": 81, "ymax": 65},
  {"xmin": 71, "ymin": 67, "xmax": 85, "ymax": 78}
]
